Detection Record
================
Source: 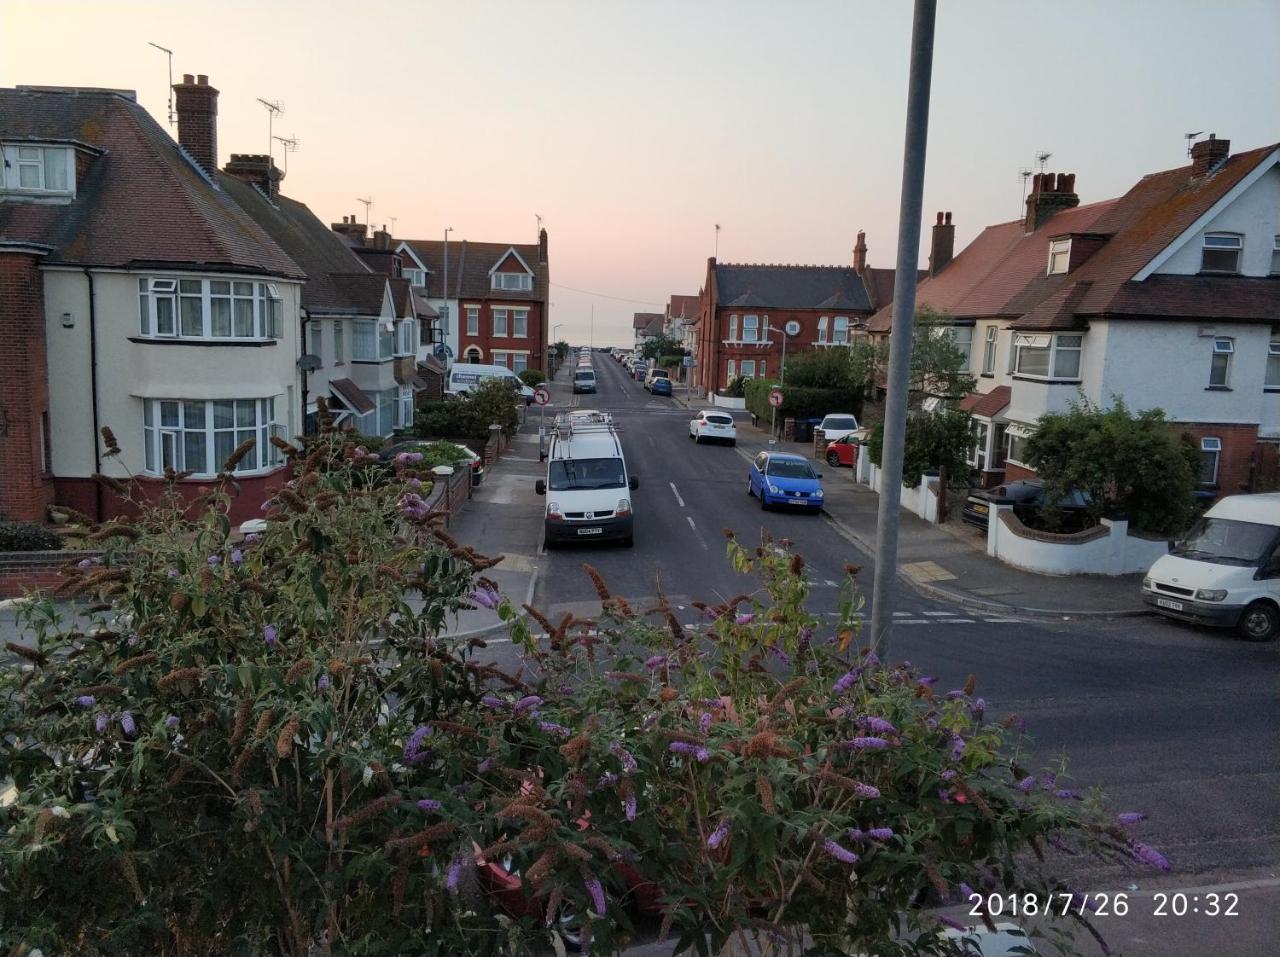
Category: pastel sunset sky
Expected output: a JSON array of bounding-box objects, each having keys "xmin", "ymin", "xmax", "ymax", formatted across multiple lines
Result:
[{"xmin": 3, "ymin": 0, "xmax": 1277, "ymax": 346}]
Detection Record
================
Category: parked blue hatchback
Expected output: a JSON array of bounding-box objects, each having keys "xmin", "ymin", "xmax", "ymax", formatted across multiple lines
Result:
[
  {"xmin": 649, "ymin": 377, "xmax": 673, "ymax": 397},
  {"xmin": 747, "ymin": 451, "xmax": 824, "ymax": 512}
]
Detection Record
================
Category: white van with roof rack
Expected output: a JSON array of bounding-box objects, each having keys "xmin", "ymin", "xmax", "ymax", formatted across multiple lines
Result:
[{"xmin": 535, "ymin": 411, "xmax": 638, "ymax": 547}]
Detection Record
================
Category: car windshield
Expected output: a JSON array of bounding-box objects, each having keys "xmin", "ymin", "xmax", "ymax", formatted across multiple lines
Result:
[
  {"xmin": 823, "ymin": 416, "xmax": 857, "ymax": 430},
  {"xmin": 651, "ymin": 370, "xmax": 669, "ymax": 378},
  {"xmin": 548, "ymin": 457, "xmax": 626, "ymax": 491},
  {"xmin": 766, "ymin": 459, "xmax": 816, "ymax": 479},
  {"xmin": 1172, "ymin": 517, "xmax": 1278, "ymax": 566},
  {"xmin": 574, "ymin": 371, "xmax": 595, "ymax": 380}
]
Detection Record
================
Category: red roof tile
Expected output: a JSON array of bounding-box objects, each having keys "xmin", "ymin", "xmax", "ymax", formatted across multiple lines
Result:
[
  {"xmin": 958, "ymin": 385, "xmax": 1011, "ymax": 418},
  {"xmin": 398, "ymin": 239, "xmax": 547, "ymax": 302}
]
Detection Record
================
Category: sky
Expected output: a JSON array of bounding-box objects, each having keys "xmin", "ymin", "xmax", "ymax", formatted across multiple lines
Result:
[{"xmin": 3, "ymin": 0, "xmax": 1278, "ymax": 348}]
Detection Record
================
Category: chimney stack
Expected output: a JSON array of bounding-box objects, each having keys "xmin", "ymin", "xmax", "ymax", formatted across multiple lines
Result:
[
  {"xmin": 1024, "ymin": 172, "xmax": 1079, "ymax": 232},
  {"xmin": 929, "ymin": 211, "xmax": 955, "ymax": 277},
  {"xmin": 852, "ymin": 230, "xmax": 868, "ymax": 273},
  {"xmin": 372, "ymin": 225, "xmax": 393, "ymax": 250},
  {"xmin": 224, "ymin": 153, "xmax": 284, "ymax": 200},
  {"xmin": 1190, "ymin": 134, "xmax": 1230, "ymax": 178},
  {"xmin": 538, "ymin": 227, "xmax": 548, "ymax": 265},
  {"xmin": 172, "ymin": 73, "xmax": 219, "ymax": 173},
  {"xmin": 331, "ymin": 214, "xmax": 368, "ymax": 244}
]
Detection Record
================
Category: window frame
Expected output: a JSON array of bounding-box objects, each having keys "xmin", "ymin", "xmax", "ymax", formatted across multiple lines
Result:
[
  {"xmin": 141, "ymin": 397, "xmax": 283, "ymax": 478},
  {"xmin": 1209, "ymin": 337, "xmax": 1234, "ymax": 387},
  {"xmin": 333, "ymin": 319, "xmax": 345, "ymax": 364},
  {"xmin": 817, "ymin": 316, "xmax": 828, "ymax": 344},
  {"xmin": 512, "ymin": 309, "xmax": 529, "ymax": 338},
  {"xmin": 1271, "ymin": 236, "xmax": 1280, "ymax": 276},
  {"xmin": 465, "ymin": 306, "xmax": 480, "ymax": 337},
  {"xmin": 982, "ymin": 325, "xmax": 998, "ymax": 375},
  {"xmin": 968, "ymin": 420, "xmax": 989, "ymax": 470},
  {"xmin": 948, "ymin": 325, "xmax": 974, "ymax": 371},
  {"xmin": 394, "ymin": 318, "xmax": 416, "ymax": 357},
  {"xmin": 740, "ymin": 359, "xmax": 756, "ymax": 379},
  {"xmin": 136, "ymin": 275, "xmax": 282, "ymax": 342},
  {"xmin": 832, "ymin": 316, "xmax": 849, "ymax": 345},
  {"xmin": 1201, "ymin": 232, "xmax": 1243, "ymax": 274},
  {"xmin": 1198, "ymin": 436, "xmax": 1222, "ymax": 486},
  {"xmin": 742, "ymin": 314, "xmax": 759, "ymax": 343},
  {"xmin": 1012, "ymin": 332, "xmax": 1083, "ymax": 381},
  {"xmin": 490, "ymin": 272, "xmax": 533, "ymax": 291},
  {"xmin": 728, "ymin": 314, "xmax": 739, "ymax": 341},
  {"xmin": 3, "ymin": 144, "xmax": 73, "ymax": 195},
  {"xmin": 353, "ymin": 319, "xmax": 394, "ymax": 361},
  {"xmin": 726, "ymin": 359, "xmax": 736, "ymax": 381},
  {"xmin": 1047, "ymin": 238, "xmax": 1071, "ymax": 275},
  {"xmin": 493, "ymin": 308, "xmax": 510, "ymax": 338},
  {"xmin": 1265, "ymin": 328, "xmax": 1280, "ymax": 389}
]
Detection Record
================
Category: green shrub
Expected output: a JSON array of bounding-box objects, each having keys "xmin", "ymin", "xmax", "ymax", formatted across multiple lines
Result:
[
  {"xmin": 743, "ymin": 377, "xmax": 862, "ymax": 427},
  {"xmin": 339, "ymin": 432, "xmax": 388, "ymax": 452},
  {"xmin": 657, "ymin": 354, "xmax": 684, "ymax": 369},
  {"xmin": 413, "ymin": 379, "xmax": 520, "ymax": 443},
  {"xmin": 518, "ymin": 368, "xmax": 547, "ymax": 387},
  {"xmin": 721, "ymin": 374, "xmax": 747, "ymax": 398},
  {"xmin": 864, "ymin": 409, "xmax": 974, "ymax": 488},
  {"xmin": 0, "ymin": 521, "xmax": 63, "ymax": 553}
]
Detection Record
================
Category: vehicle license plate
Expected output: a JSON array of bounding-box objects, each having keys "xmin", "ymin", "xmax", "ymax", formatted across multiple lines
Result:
[
  {"xmin": 1156, "ymin": 598, "xmax": 1183, "ymax": 611},
  {"xmin": 974, "ymin": 504, "xmax": 989, "ymax": 514},
  {"xmin": 577, "ymin": 527, "xmax": 603, "ymax": 536},
  {"xmin": 788, "ymin": 497, "xmax": 807, "ymax": 505}
]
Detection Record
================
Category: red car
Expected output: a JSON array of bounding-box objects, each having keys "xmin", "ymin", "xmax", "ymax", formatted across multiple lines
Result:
[{"xmin": 824, "ymin": 434, "xmax": 859, "ymax": 468}]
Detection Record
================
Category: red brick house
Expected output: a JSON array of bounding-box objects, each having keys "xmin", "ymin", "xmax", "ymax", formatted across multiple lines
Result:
[{"xmin": 692, "ymin": 233, "xmax": 904, "ymax": 394}]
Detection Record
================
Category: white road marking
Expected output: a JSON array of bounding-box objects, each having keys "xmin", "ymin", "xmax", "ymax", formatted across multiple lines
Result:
[
  {"xmin": 824, "ymin": 579, "xmax": 838, "ymax": 587},
  {"xmin": 686, "ymin": 515, "xmax": 709, "ymax": 549},
  {"xmin": 892, "ymin": 611, "xmax": 911, "ymax": 617},
  {"xmin": 982, "ymin": 617, "xmax": 1023, "ymax": 623},
  {"xmin": 669, "ymin": 482, "xmax": 686, "ymax": 508},
  {"xmin": 895, "ymin": 619, "xmax": 931, "ymax": 624},
  {"xmin": 922, "ymin": 611, "xmax": 952, "ymax": 616},
  {"xmin": 938, "ymin": 618, "xmax": 975, "ymax": 624}
]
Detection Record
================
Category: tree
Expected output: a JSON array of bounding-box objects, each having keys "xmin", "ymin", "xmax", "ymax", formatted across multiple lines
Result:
[
  {"xmin": 518, "ymin": 368, "xmax": 547, "ymax": 387},
  {"xmin": 782, "ymin": 348, "xmax": 863, "ymax": 391},
  {"xmin": 639, "ymin": 334, "xmax": 685, "ymax": 362},
  {"xmin": 856, "ymin": 310, "xmax": 977, "ymax": 407},
  {"xmin": 867, "ymin": 407, "xmax": 975, "ymax": 489},
  {"xmin": 553, "ymin": 340, "xmax": 570, "ymax": 360},
  {"xmin": 414, "ymin": 378, "xmax": 520, "ymax": 442},
  {"xmin": 1026, "ymin": 397, "xmax": 1196, "ymax": 535}
]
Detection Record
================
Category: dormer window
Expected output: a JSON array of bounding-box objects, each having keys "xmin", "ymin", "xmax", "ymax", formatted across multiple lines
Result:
[
  {"xmin": 1047, "ymin": 238, "xmax": 1071, "ymax": 275},
  {"xmin": 491, "ymin": 272, "xmax": 533, "ymax": 291},
  {"xmin": 2, "ymin": 144, "xmax": 73, "ymax": 195},
  {"xmin": 1201, "ymin": 233, "xmax": 1242, "ymax": 274},
  {"xmin": 404, "ymin": 267, "xmax": 426, "ymax": 286}
]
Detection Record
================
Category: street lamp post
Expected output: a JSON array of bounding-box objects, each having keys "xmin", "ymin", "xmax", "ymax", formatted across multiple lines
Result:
[
  {"xmin": 442, "ymin": 226, "xmax": 452, "ymax": 365},
  {"xmin": 552, "ymin": 323, "xmax": 564, "ymax": 374},
  {"xmin": 768, "ymin": 319, "xmax": 797, "ymax": 444}
]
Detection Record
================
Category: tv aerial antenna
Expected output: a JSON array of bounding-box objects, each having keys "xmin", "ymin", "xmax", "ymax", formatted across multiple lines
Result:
[
  {"xmin": 256, "ymin": 98, "xmax": 284, "ymax": 162},
  {"xmin": 1185, "ymin": 131, "xmax": 1204, "ymax": 157},
  {"xmin": 271, "ymin": 134, "xmax": 300, "ymax": 173},
  {"xmin": 356, "ymin": 196, "xmax": 374, "ymax": 227},
  {"xmin": 1035, "ymin": 151, "xmax": 1052, "ymax": 173},
  {"xmin": 1018, "ymin": 167, "xmax": 1033, "ymax": 214},
  {"xmin": 147, "ymin": 42, "xmax": 175, "ymax": 126}
]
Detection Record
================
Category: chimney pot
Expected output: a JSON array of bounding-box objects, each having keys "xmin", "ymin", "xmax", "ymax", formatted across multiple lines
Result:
[
  {"xmin": 196, "ymin": 74, "xmax": 208, "ymax": 85},
  {"xmin": 172, "ymin": 72, "xmax": 219, "ymax": 173},
  {"xmin": 1190, "ymin": 134, "xmax": 1230, "ymax": 178},
  {"xmin": 944, "ymin": 211, "xmax": 952, "ymax": 224},
  {"xmin": 935, "ymin": 211, "xmax": 944, "ymax": 225},
  {"xmin": 182, "ymin": 73, "xmax": 194, "ymax": 84},
  {"xmin": 1025, "ymin": 171, "xmax": 1080, "ymax": 232},
  {"xmin": 929, "ymin": 211, "xmax": 956, "ymax": 277}
]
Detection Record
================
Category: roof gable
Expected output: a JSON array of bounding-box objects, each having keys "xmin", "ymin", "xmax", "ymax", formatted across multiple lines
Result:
[
  {"xmin": 399, "ymin": 238, "xmax": 547, "ymax": 301},
  {"xmin": 490, "ymin": 247, "xmax": 533, "ymax": 275}
]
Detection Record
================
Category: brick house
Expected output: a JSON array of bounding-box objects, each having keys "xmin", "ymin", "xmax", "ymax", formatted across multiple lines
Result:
[
  {"xmin": 395, "ymin": 233, "xmax": 550, "ymax": 376},
  {"xmin": 0, "ymin": 78, "xmax": 305, "ymax": 525},
  {"xmin": 867, "ymin": 136, "xmax": 1280, "ymax": 497},
  {"xmin": 633, "ymin": 312, "xmax": 664, "ymax": 352},
  {"xmin": 692, "ymin": 234, "xmax": 904, "ymax": 395}
]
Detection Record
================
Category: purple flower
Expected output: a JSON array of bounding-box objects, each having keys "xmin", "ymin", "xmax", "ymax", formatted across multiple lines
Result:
[
  {"xmin": 950, "ymin": 736, "xmax": 966, "ymax": 761},
  {"xmin": 1071, "ymin": 891, "xmax": 1101, "ymax": 913},
  {"xmin": 1117, "ymin": 811, "xmax": 1147, "ymax": 826},
  {"xmin": 833, "ymin": 669, "xmax": 860, "ymax": 694},
  {"xmin": 959, "ymin": 882, "xmax": 976, "ymax": 899},
  {"xmin": 1016, "ymin": 775, "xmax": 1036, "ymax": 792},
  {"xmin": 940, "ymin": 769, "xmax": 957, "ymax": 782},
  {"xmin": 847, "ymin": 827, "xmax": 864, "ymax": 841},
  {"xmin": 643, "ymin": 655, "xmax": 666, "ymax": 670},
  {"xmin": 119, "ymin": 711, "xmax": 136, "ymax": 738},
  {"xmin": 797, "ymin": 626, "xmax": 813, "ymax": 649},
  {"xmin": 416, "ymin": 798, "xmax": 443, "ymax": 812},
  {"xmin": 166, "ymin": 568, "xmax": 179, "ymax": 579},
  {"xmin": 126, "ymin": 634, "xmax": 139, "ymax": 647},
  {"xmin": 207, "ymin": 555, "xmax": 221, "ymax": 567},
  {"xmin": 624, "ymin": 793, "xmax": 637, "ymax": 821},
  {"xmin": 230, "ymin": 549, "xmax": 244, "ymax": 566},
  {"xmin": 668, "ymin": 741, "xmax": 709, "ymax": 762},
  {"xmin": 77, "ymin": 558, "xmax": 95, "ymax": 571},
  {"xmin": 164, "ymin": 714, "xmax": 180, "ymax": 729},
  {"xmin": 698, "ymin": 712, "xmax": 712, "ymax": 734},
  {"xmin": 260, "ymin": 499, "xmax": 275, "ymax": 512},
  {"xmin": 707, "ymin": 820, "xmax": 732, "ymax": 849},
  {"xmin": 938, "ymin": 788, "xmax": 954, "ymax": 803},
  {"xmin": 398, "ymin": 492, "xmax": 430, "ymax": 521},
  {"xmin": 316, "ymin": 675, "xmax": 331, "ymax": 691},
  {"xmin": 917, "ymin": 675, "xmax": 938, "ymax": 687},
  {"xmin": 938, "ymin": 915, "xmax": 967, "ymax": 932},
  {"xmin": 469, "ymin": 586, "xmax": 500, "ymax": 610},
  {"xmin": 478, "ymin": 757, "xmax": 495, "ymax": 774},
  {"xmin": 865, "ymin": 827, "xmax": 894, "ymax": 841},
  {"xmin": 1040, "ymin": 772, "xmax": 1057, "ymax": 791},
  {"xmin": 863, "ymin": 652, "xmax": 880, "ymax": 669},
  {"xmin": 769, "ymin": 645, "xmax": 792, "ymax": 666},
  {"xmin": 845, "ymin": 736, "xmax": 889, "ymax": 751},
  {"xmin": 245, "ymin": 533, "xmax": 260, "ymax": 545},
  {"xmin": 610, "ymin": 741, "xmax": 638, "ymax": 773},
  {"xmin": 1132, "ymin": 841, "xmax": 1171, "ymax": 871},
  {"xmin": 513, "ymin": 695, "xmax": 543, "ymax": 714},
  {"xmin": 597, "ymin": 771, "xmax": 619, "ymax": 788},
  {"xmin": 481, "ymin": 695, "xmax": 505, "ymax": 709},
  {"xmin": 734, "ymin": 613, "xmax": 755, "ymax": 626},
  {"xmin": 821, "ymin": 839, "xmax": 859, "ymax": 865},
  {"xmin": 264, "ymin": 625, "xmax": 278, "ymax": 646},
  {"xmin": 851, "ymin": 782, "xmax": 881, "ymax": 798},
  {"xmin": 95, "ymin": 713, "xmax": 109, "ymax": 734},
  {"xmin": 538, "ymin": 720, "xmax": 571, "ymax": 738},
  {"xmin": 584, "ymin": 876, "xmax": 606, "ymax": 914},
  {"xmin": 446, "ymin": 856, "xmax": 464, "ymax": 893},
  {"xmin": 946, "ymin": 689, "xmax": 965, "ymax": 700},
  {"xmin": 74, "ymin": 695, "xmax": 96, "ymax": 709},
  {"xmin": 404, "ymin": 725, "xmax": 432, "ymax": 765},
  {"xmin": 970, "ymin": 697, "xmax": 986, "ymax": 719},
  {"xmin": 858, "ymin": 716, "xmax": 896, "ymax": 735}
]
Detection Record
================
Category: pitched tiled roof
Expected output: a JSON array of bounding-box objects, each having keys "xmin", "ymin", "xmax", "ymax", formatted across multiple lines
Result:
[
  {"xmin": 714, "ymin": 263, "xmax": 873, "ymax": 312},
  {"xmin": 634, "ymin": 311, "xmax": 663, "ymax": 330},
  {"xmin": 0, "ymin": 87, "xmax": 302, "ymax": 278},
  {"xmin": 219, "ymin": 174, "xmax": 373, "ymax": 314},
  {"xmin": 668, "ymin": 294, "xmax": 699, "ymax": 320},
  {"xmin": 329, "ymin": 274, "xmax": 389, "ymax": 316},
  {"xmin": 398, "ymin": 239, "xmax": 548, "ymax": 301},
  {"xmin": 958, "ymin": 385, "xmax": 1011, "ymax": 418}
]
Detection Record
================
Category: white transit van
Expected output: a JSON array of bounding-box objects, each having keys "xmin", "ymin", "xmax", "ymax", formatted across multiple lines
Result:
[
  {"xmin": 447, "ymin": 363, "xmax": 535, "ymax": 402},
  {"xmin": 1142, "ymin": 492, "xmax": 1280, "ymax": 641},
  {"xmin": 535, "ymin": 411, "xmax": 637, "ymax": 547}
]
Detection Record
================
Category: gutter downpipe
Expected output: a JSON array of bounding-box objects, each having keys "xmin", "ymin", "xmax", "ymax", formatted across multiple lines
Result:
[{"xmin": 82, "ymin": 267, "xmax": 103, "ymax": 522}]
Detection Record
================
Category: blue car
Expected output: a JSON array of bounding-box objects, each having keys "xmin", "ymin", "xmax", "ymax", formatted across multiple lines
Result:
[
  {"xmin": 650, "ymin": 377, "xmax": 673, "ymax": 397},
  {"xmin": 747, "ymin": 452, "xmax": 824, "ymax": 512}
]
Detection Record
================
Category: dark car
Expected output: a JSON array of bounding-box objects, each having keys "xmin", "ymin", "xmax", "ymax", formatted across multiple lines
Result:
[
  {"xmin": 649, "ymin": 377, "xmax": 672, "ymax": 396},
  {"xmin": 961, "ymin": 480, "xmax": 1091, "ymax": 532}
]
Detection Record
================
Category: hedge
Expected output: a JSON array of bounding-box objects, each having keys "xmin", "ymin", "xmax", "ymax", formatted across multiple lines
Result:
[
  {"xmin": 0, "ymin": 521, "xmax": 63, "ymax": 553},
  {"xmin": 743, "ymin": 378, "xmax": 862, "ymax": 427}
]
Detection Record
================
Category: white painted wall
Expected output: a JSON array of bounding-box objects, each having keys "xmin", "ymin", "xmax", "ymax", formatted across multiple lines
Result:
[
  {"xmin": 43, "ymin": 268, "xmax": 302, "ymax": 479},
  {"xmin": 987, "ymin": 505, "xmax": 1169, "ymax": 576},
  {"xmin": 1154, "ymin": 164, "xmax": 1280, "ymax": 278}
]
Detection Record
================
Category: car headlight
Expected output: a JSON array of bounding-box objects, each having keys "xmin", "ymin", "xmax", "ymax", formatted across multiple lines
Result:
[
  {"xmin": 1195, "ymin": 588, "xmax": 1228, "ymax": 602},
  {"xmin": 768, "ymin": 484, "xmax": 780, "ymax": 494},
  {"xmin": 616, "ymin": 498, "xmax": 632, "ymax": 515},
  {"xmin": 1142, "ymin": 577, "xmax": 1152, "ymax": 590},
  {"xmin": 813, "ymin": 488, "xmax": 824, "ymax": 497},
  {"xmin": 547, "ymin": 501, "xmax": 562, "ymax": 516}
]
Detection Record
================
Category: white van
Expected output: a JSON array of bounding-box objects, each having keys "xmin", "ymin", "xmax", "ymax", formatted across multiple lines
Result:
[
  {"xmin": 535, "ymin": 411, "xmax": 638, "ymax": 547},
  {"xmin": 447, "ymin": 363, "xmax": 535, "ymax": 402},
  {"xmin": 1142, "ymin": 492, "xmax": 1280, "ymax": 641}
]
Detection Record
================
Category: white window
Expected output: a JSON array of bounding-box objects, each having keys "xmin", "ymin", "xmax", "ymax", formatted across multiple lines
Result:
[
  {"xmin": 395, "ymin": 318, "xmax": 415, "ymax": 356},
  {"xmin": 1201, "ymin": 233, "xmax": 1242, "ymax": 274},
  {"xmin": 1047, "ymin": 239, "xmax": 1071, "ymax": 275},
  {"xmin": 1209, "ymin": 338, "xmax": 1233, "ymax": 387},
  {"xmin": 353, "ymin": 319, "xmax": 394, "ymax": 361},
  {"xmin": 404, "ymin": 267, "xmax": 426, "ymax": 286},
  {"xmin": 740, "ymin": 359, "xmax": 756, "ymax": 378},
  {"xmin": 306, "ymin": 322, "xmax": 323, "ymax": 364},
  {"xmin": 137, "ymin": 277, "xmax": 280, "ymax": 341},
  {"xmin": 356, "ymin": 387, "xmax": 398, "ymax": 437},
  {"xmin": 728, "ymin": 314, "xmax": 739, "ymax": 341},
  {"xmin": 1013, "ymin": 333, "xmax": 1082, "ymax": 380},
  {"xmin": 466, "ymin": 306, "xmax": 480, "ymax": 336},
  {"xmin": 396, "ymin": 386, "xmax": 414, "ymax": 429},
  {"xmin": 1004, "ymin": 429, "xmax": 1031, "ymax": 466},
  {"xmin": 949, "ymin": 325, "xmax": 974, "ymax": 370},
  {"xmin": 1272, "ymin": 237, "xmax": 1280, "ymax": 276},
  {"xmin": 3, "ymin": 145, "xmax": 72, "ymax": 194},
  {"xmin": 1198, "ymin": 437, "xmax": 1221, "ymax": 486},
  {"xmin": 493, "ymin": 309, "xmax": 510, "ymax": 337},
  {"xmin": 726, "ymin": 359, "xmax": 736, "ymax": 381},
  {"xmin": 380, "ymin": 322, "xmax": 395, "ymax": 358},
  {"xmin": 1052, "ymin": 334, "xmax": 1082, "ymax": 378},
  {"xmin": 982, "ymin": 326, "xmax": 998, "ymax": 375},
  {"xmin": 512, "ymin": 309, "xmax": 529, "ymax": 338},
  {"xmin": 1266, "ymin": 329, "xmax": 1280, "ymax": 388},
  {"xmin": 758, "ymin": 360, "xmax": 766, "ymax": 380},
  {"xmin": 833, "ymin": 317, "xmax": 849, "ymax": 345},
  {"xmin": 333, "ymin": 320, "xmax": 345, "ymax": 363},
  {"xmin": 817, "ymin": 316, "xmax": 828, "ymax": 344},
  {"xmin": 968, "ymin": 420, "xmax": 989, "ymax": 470},
  {"xmin": 742, "ymin": 315, "xmax": 759, "ymax": 342},
  {"xmin": 512, "ymin": 353, "xmax": 528, "ymax": 373},
  {"xmin": 142, "ymin": 397, "xmax": 281, "ymax": 476},
  {"xmin": 491, "ymin": 272, "xmax": 532, "ymax": 291}
]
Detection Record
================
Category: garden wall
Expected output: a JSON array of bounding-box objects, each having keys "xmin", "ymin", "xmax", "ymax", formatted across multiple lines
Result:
[{"xmin": 987, "ymin": 505, "xmax": 1168, "ymax": 576}]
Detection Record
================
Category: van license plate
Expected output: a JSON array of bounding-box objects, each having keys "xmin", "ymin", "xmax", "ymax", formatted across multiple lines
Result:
[
  {"xmin": 974, "ymin": 504, "xmax": 989, "ymax": 514},
  {"xmin": 1156, "ymin": 598, "xmax": 1183, "ymax": 611},
  {"xmin": 577, "ymin": 527, "xmax": 603, "ymax": 536}
]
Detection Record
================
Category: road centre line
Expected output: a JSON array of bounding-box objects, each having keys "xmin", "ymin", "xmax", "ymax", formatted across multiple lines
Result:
[{"xmin": 669, "ymin": 482, "xmax": 686, "ymax": 508}]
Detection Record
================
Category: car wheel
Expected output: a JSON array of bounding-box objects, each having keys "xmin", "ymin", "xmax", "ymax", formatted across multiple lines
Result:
[
  {"xmin": 759, "ymin": 488, "xmax": 768, "ymax": 511},
  {"xmin": 826, "ymin": 451, "xmax": 840, "ymax": 467},
  {"xmin": 693, "ymin": 434, "xmax": 701, "ymax": 444},
  {"xmin": 1238, "ymin": 601, "xmax": 1279, "ymax": 641}
]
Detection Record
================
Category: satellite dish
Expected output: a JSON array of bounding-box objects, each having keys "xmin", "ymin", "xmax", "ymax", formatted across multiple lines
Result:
[
  {"xmin": 297, "ymin": 354, "xmax": 322, "ymax": 372},
  {"xmin": 433, "ymin": 343, "xmax": 454, "ymax": 359}
]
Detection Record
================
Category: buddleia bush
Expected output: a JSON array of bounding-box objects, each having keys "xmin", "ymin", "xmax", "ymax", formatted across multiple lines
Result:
[{"xmin": 1, "ymin": 424, "xmax": 1170, "ymax": 956}]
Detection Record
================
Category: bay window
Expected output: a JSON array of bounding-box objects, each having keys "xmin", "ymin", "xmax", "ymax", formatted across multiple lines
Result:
[
  {"xmin": 948, "ymin": 325, "xmax": 973, "ymax": 370},
  {"xmin": 817, "ymin": 316, "xmax": 828, "ymax": 344},
  {"xmin": 1013, "ymin": 333, "xmax": 1082, "ymax": 380},
  {"xmin": 395, "ymin": 318, "xmax": 415, "ymax": 356},
  {"xmin": 137, "ymin": 277, "xmax": 283, "ymax": 340},
  {"xmin": 353, "ymin": 320, "xmax": 394, "ymax": 360},
  {"xmin": 1004, "ymin": 426, "xmax": 1032, "ymax": 466},
  {"xmin": 512, "ymin": 353, "xmax": 528, "ymax": 373},
  {"xmin": 356, "ymin": 387, "xmax": 398, "ymax": 436},
  {"xmin": 142, "ymin": 397, "xmax": 282, "ymax": 476},
  {"xmin": 397, "ymin": 387, "xmax": 414, "ymax": 429},
  {"xmin": 728, "ymin": 314, "xmax": 739, "ymax": 341}
]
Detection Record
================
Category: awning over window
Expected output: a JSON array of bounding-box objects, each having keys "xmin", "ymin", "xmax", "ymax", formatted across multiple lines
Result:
[
  {"xmin": 329, "ymin": 378, "xmax": 375, "ymax": 415},
  {"xmin": 1004, "ymin": 421, "xmax": 1035, "ymax": 439}
]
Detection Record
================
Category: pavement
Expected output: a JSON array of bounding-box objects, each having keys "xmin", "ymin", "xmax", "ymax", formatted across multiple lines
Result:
[{"xmin": 668, "ymin": 386, "xmax": 1148, "ymax": 621}]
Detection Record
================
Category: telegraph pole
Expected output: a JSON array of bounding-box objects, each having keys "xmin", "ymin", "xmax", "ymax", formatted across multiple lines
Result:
[{"xmin": 868, "ymin": 0, "xmax": 938, "ymax": 658}]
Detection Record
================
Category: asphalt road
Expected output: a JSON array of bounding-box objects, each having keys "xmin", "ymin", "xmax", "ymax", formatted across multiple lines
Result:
[{"xmin": 515, "ymin": 352, "xmax": 1280, "ymax": 894}]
